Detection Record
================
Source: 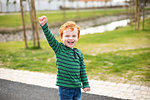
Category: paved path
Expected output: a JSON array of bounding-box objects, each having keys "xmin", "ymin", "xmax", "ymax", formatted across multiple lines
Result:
[
  {"xmin": 0, "ymin": 68, "xmax": 150, "ymax": 100},
  {"xmin": 0, "ymin": 79, "xmax": 121, "ymax": 100}
]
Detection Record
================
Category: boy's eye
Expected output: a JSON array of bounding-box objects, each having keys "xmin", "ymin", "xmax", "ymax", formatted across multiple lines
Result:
[
  {"xmin": 73, "ymin": 35, "xmax": 77, "ymax": 37},
  {"xmin": 65, "ymin": 35, "xmax": 70, "ymax": 37}
]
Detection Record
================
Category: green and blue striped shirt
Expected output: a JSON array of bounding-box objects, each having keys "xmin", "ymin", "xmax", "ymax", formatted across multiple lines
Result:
[{"xmin": 41, "ymin": 23, "xmax": 90, "ymax": 88}]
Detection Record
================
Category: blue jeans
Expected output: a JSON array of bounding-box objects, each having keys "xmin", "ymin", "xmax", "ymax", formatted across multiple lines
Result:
[{"xmin": 58, "ymin": 86, "xmax": 81, "ymax": 100}]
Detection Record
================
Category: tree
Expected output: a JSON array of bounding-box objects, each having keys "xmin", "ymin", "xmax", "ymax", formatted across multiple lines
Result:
[
  {"xmin": 13, "ymin": 0, "xmax": 17, "ymax": 12},
  {"xmin": 125, "ymin": 0, "xmax": 129, "ymax": 20},
  {"xmin": 28, "ymin": 0, "xmax": 36, "ymax": 47},
  {"xmin": 48, "ymin": 0, "xmax": 52, "ymax": 3},
  {"xmin": 129, "ymin": 0, "xmax": 133, "ymax": 25},
  {"xmin": 62, "ymin": 0, "xmax": 66, "ymax": 21},
  {"xmin": 84, "ymin": 0, "xmax": 88, "ymax": 9},
  {"xmin": 128, "ymin": 0, "xmax": 147, "ymax": 30},
  {"xmin": 20, "ymin": 0, "xmax": 28, "ymax": 48},
  {"xmin": 134, "ymin": 0, "xmax": 140, "ymax": 30},
  {"xmin": 76, "ymin": 0, "xmax": 79, "ymax": 18},
  {"xmin": 142, "ymin": 0, "xmax": 146, "ymax": 30},
  {"xmin": 6, "ymin": 0, "xmax": 9, "ymax": 12},
  {"xmin": 92, "ymin": 0, "xmax": 95, "ymax": 17},
  {"xmin": 104, "ymin": 0, "xmax": 110, "ymax": 16},
  {"xmin": 0, "ymin": 0, "xmax": 2, "ymax": 13},
  {"xmin": 31, "ymin": 0, "xmax": 40, "ymax": 48}
]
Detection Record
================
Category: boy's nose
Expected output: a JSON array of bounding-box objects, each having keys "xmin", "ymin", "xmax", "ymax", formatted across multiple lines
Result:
[{"xmin": 68, "ymin": 36, "xmax": 73, "ymax": 40}]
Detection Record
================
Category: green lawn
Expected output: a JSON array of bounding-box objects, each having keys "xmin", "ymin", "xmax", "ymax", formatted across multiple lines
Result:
[
  {"xmin": 0, "ymin": 18, "xmax": 150, "ymax": 86},
  {"xmin": 0, "ymin": 8, "xmax": 127, "ymax": 28}
]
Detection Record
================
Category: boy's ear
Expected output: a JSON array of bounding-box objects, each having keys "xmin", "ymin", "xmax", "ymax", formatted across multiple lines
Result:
[{"xmin": 61, "ymin": 37, "xmax": 63, "ymax": 41}]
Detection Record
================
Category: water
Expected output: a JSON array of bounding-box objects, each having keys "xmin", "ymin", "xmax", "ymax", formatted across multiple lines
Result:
[{"xmin": 80, "ymin": 19, "xmax": 130, "ymax": 35}]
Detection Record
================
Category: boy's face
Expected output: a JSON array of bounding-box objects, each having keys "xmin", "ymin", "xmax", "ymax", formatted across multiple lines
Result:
[{"xmin": 61, "ymin": 27, "xmax": 78, "ymax": 48}]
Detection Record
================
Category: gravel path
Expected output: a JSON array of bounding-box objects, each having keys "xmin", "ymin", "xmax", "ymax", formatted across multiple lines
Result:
[{"xmin": 0, "ymin": 68, "xmax": 150, "ymax": 100}]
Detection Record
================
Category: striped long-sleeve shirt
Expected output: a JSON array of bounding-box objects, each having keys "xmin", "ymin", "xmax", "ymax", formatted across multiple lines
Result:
[{"xmin": 41, "ymin": 23, "xmax": 90, "ymax": 88}]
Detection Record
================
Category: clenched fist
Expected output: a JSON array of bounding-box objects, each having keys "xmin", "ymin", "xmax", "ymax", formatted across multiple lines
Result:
[
  {"xmin": 83, "ymin": 87, "xmax": 90, "ymax": 92},
  {"xmin": 39, "ymin": 16, "xmax": 47, "ymax": 26}
]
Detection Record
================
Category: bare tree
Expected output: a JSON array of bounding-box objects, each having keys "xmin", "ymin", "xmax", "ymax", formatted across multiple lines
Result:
[
  {"xmin": 31, "ymin": 0, "xmax": 40, "ymax": 48},
  {"xmin": 0, "ymin": 0, "xmax": 2, "ymax": 12},
  {"xmin": 85, "ymin": 0, "xmax": 88, "ymax": 9},
  {"xmin": 62, "ymin": 0, "xmax": 66, "ymax": 21},
  {"xmin": 28, "ymin": 0, "xmax": 36, "ymax": 47},
  {"xmin": 92, "ymin": 0, "xmax": 95, "ymax": 17},
  {"xmin": 129, "ymin": 0, "xmax": 133, "ymax": 25},
  {"xmin": 13, "ymin": 0, "xmax": 17, "ymax": 12},
  {"xmin": 104, "ymin": 0, "xmax": 109, "ymax": 16},
  {"xmin": 134, "ymin": 0, "xmax": 140, "ymax": 30},
  {"xmin": 76, "ymin": 0, "xmax": 80, "ymax": 18},
  {"xmin": 128, "ymin": 0, "xmax": 147, "ymax": 30},
  {"xmin": 137, "ymin": 0, "xmax": 140, "ymax": 30},
  {"xmin": 125, "ymin": 0, "xmax": 129, "ymax": 20},
  {"xmin": 20, "ymin": 0, "xmax": 28, "ymax": 48},
  {"xmin": 142, "ymin": 0, "xmax": 146, "ymax": 30},
  {"xmin": 6, "ymin": 0, "xmax": 9, "ymax": 12},
  {"xmin": 48, "ymin": 0, "xmax": 52, "ymax": 3}
]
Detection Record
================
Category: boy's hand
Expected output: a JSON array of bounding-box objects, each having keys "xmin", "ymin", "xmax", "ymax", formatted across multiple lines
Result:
[
  {"xmin": 83, "ymin": 88, "xmax": 90, "ymax": 92},
  {"xmin": 39, "ymin": 16, "xmax": 47, "ymax": 26}
]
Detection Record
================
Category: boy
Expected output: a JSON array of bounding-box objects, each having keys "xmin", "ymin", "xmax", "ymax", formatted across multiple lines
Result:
[{"xmin": 39, "ymin": 16, "xmax": 90, "ymax": 100}]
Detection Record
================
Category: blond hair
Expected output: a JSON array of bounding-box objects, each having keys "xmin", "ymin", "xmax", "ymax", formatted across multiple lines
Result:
[{"xmin": 59, "ymin": 21, "xmax": 80, "ymax": 39}]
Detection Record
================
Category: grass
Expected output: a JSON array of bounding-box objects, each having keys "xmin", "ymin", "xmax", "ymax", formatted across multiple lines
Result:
[
  {"xmin": 84, "ymin": 48, "xmax": 150, "ymax": 82},
  {"xmin": 0, "ymin": 18, "xmax": 150, "ymax": 86},
  {"xmin": 0, "ymin": 40, "xmax": 57, "ymax": 73},
  {"xmin": 0, "ymin": 8, "xmax": 128, "ymax": 28}
]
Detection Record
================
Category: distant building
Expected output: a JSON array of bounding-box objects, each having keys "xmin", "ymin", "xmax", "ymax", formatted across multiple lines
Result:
[{"xmin": 0, "ymin": 0, "xmax": 126, "ymax": 13}]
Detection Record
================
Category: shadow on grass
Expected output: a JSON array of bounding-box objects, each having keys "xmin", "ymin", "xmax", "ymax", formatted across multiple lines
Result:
[{"xmin": 25, "ymin": 46, "xmax": 42, "ymax": 50}]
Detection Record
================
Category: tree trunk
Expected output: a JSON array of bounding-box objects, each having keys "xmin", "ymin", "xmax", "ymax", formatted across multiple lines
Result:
[
  {"xmin": 104, "ymin": 0, "xmax": 108, "ymax": 16},
  {"xmin": 126, "ymin": 0, "xmax": 129, "ymax": 20},
  {"xmin": 28, "ymin": 0, "xmax": 36, "ymax": 47},
  {"xmin": 92, "ymin": 0, "xmax": 95, "ymax": 17},
  {"xmin": 129, "ymin": 0, "xmax": 132, "ymax": 25},
  {"xmin": 0, "ymin": 0, "xmax": 2, "ymax": 13},
  {"xmin": 31, "ymin": 0, "xmax": 40, "ymax": 48},
  {"xmin": 6, "ymin": 0, "xmax": 9, "ymax": 12},
  {"xmin": 137, "ymin": 0, "xmax": 140, "ymax": 30},
  {"xmin": 142, "ymin": 0, "xmax": 145, "ymax": 30},
  {"xmin": 20, "ymin": 0, "xmax": 28, "ymax": 48},
  {"xmin": 135, "ymin": 0, "xmax": 140, "ymax": 30},
  {"xmin": 76, "ymin": 0, "xmax": 79, "ymax": 18},
  {"xmin": 134, "ymin": 0, "xmax": 137, "ymax": 30},
  {"xmin": 63, "ymin": 0, "xmax": 66, "ymax": 21}
]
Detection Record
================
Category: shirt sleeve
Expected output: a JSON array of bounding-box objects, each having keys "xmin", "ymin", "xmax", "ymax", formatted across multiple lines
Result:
[
  {"xmin": 80, "ymin": 52, "xmax": 90, "ymax": 89},
  {"xmin": 41, "ymin": 23, "xmax": 60, "ymax": 54}
]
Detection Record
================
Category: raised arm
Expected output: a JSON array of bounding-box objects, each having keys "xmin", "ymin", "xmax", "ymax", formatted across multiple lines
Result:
[{"xmin": 39, "ymin": 16, "xmax": 60, "ymax": 54}]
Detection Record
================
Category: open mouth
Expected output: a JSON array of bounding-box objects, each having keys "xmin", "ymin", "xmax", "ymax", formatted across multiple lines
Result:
[{"xmin": 67, "ymin": 41, "xmax": 75, "ymax": 45}]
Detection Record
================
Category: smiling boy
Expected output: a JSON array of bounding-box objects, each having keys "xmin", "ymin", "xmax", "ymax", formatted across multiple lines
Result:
[{"xmin": 39, "ymin": 16, "xmax": 90, "ymax": 100}]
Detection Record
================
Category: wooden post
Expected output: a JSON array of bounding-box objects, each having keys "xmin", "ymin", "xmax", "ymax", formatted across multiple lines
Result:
[
  {"xmin": 20, "ymin": 0, "xmax": 28, "ymax": 48},
  {"xmin": 31, "ymin": 0, "xmax": 40, "ymax": 48}
]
